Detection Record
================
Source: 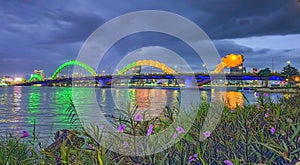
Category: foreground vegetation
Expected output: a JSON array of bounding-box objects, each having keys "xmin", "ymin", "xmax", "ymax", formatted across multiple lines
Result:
[{"xmin": 0, "ymin": 94, "xmax": 299, "ymax": 165}]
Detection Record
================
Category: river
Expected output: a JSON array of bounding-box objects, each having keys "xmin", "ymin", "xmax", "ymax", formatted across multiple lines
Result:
[{"xmin": 0, "ymin": 86, "xmax": 284, "ymax": 140}]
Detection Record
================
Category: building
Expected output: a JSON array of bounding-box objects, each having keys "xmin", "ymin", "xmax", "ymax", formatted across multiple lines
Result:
[{"xmin": 34, "ymin": 69, "xmax": 45, "ymax": 78}]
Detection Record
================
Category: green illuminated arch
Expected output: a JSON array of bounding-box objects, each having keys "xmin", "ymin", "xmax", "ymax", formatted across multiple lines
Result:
[
  {"xmin": 117, "ymin": 60, "xmax": 176, "ymax": 75},
  {"xmin": 28, "ymin": 74, "xmax": 43, "ymax": 82},
  {"xmin": 51, "ymin": 60, "xmax": 97, "ymax": 79}
]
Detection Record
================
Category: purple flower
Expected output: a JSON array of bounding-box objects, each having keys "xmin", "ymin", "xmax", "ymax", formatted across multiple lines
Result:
[
  {"xmin": 257, "ymin": 104, "xmax": 261, "ymax": 109},
  {"xmin": 176, "ymin": 127, "xmax": 184, "ymax": 133},
  {"xmin": 230, "ymin": 109, "xmax": 235, "ymax": 113},
  {"xmin": 265, "ymin": 113, "xmax": 269, "ymax": 118},
  {"xmin": 88, "ymin": 143, "xmax": 95, "ymax": 149},
  {"xmin": 280, "ymin": 105, "xmax": 284, "ymax": 109},
  {"xmin": 255, "ymin": 93, "xmax": 259, "ymax": 97},
  {"xmin": 204, "ymin": 131, "xmax": 211, "ymax": 138},
  {"xmin": 146, "ymin": 124, "xmax": 153, "ymax": 136},
  {"xmin": 263, "ymin": 93, "xmax": 268, "ymax": 97},
  {"xmin": 224, "ymin": 160, "xmax": 233, "ymax": 165},
  {"xmin": 193, "ymin": 154, "xmax": 198, "ymax": 158},
  {"xmin": 172, "ymin": 133, "xmax": 178, "ymax": 139},
  {"xmin": 188, "ymin": 153, "xmax": 198, "ymax": 163},
  {"xmin": 118, "ymin": 124, "xmax": 126, "ymax": 132},
  {"xmin": 134, "ymin": 113, "xmax": 143, "ymax": 122},
  {"xmin": 270, "ymin": 127, "xmax": 275, "ymax": 135},
  {"xmin": 188, "ymin": 157, "xmax": 195, "ymax": 163},
  {"xmin": 267, "ymin": 108, "xmax": 270, "ymax": 111},
  {"xmin": 123, "ymin": 141, "xmax": 129, "ymax": 148},
  {"xmin": 21, "ymin": 130, "xmax": 29, "ymax": 138}
]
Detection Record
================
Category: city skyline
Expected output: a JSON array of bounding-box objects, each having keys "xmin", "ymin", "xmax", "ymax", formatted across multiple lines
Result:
[{"xmin": 1, "ymin": 0, "xmax": 300, "ymax": 77}]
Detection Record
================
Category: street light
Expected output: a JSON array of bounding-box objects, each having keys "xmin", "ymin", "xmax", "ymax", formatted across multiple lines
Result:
[
  {"xmin": 287, "ymin": 60, "xmax": 291, "ymax": 65},
  {"xmin": 202, "ymin": 64, "xmax": 206, "ymax": 73}
]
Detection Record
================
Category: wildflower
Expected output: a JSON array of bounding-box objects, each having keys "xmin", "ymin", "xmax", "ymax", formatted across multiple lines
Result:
[
  {"xmin": 204, "ymin": 131, "xmax": 211, "ymax": 138},
  {"xmin": 230, "ymin": 109, "xmax": 235, "ymax": 113},
  {"xmin": 224, "ymin": 160, "xmax": 233, "ymax": 165},
  {"xmin": 88, "ymin": 143, "xmax": 95, "ymax": 149},
  {"xmin": 255, "ymin": 93, "xmax": 259, "ymax": 97},
  {"xmin": 146, "ymin": 124, "xmax": 153, "ymax": 136},
  {"xmin": 123, "ymin": 141, "xmax": 129, "ymax": 148},
  {"xmin": 265, "ymin": 113, "xmax": 269, "ymax": 118},
  {"xmin": 188, "ymin": 153, "xmax": 198, "ymax": 163},
  {"xmin": 257, "ymin": 104, "xmax": 260, "ymax": 109},
  {"xmin": 118, "ymin": 124, "xmax": 126, "ymax": 132},
  {"xmin": 21, "ymin": 130, "xmax": 29, "ymax": 138},
  {"xmin": 263, "ymin": 93, "xmax": 268, "ymax": 97},
  {"xmin": 267, "ymin": 108, "xmax": 270, "ymax": 111},
  {"xmin": 176, "ymin": 127, "xmax": 184, "ymax": 133},
  {"xmin": 99, "ymin": 125, "xmax": 105, "ymax": 129},
  {"xmin": 270, "ymin": 127, "xmax": 275, "ymax": 135},
  {"xmin": 172, "ymin": 133, "xmax": 178, "ymax": 139},
  {"xmin": 188, "ymin": 156, "xmax": 195, "ymax": 163},
  {"xmin": 280, "ymin": 105, "xmax": 284, "ymax": 109},
  {"xmin": 134, "ymin": 113, "xmax": 143, "ymax": 122}
]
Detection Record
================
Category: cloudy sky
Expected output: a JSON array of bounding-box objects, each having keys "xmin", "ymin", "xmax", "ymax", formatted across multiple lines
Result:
[{"xmin": 1, "ymin": 0, "xmax": 300, "ymax": 78}]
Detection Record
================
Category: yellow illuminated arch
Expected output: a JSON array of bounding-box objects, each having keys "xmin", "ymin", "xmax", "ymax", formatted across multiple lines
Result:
[{"xmin": 117, "ymin": 60, "xmax": 176, "ymax": 75}]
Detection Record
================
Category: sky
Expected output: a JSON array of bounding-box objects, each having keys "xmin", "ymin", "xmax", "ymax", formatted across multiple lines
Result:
[{"xmin": 1, "ymin": 0, "xmax": 300, "ymax": 78}]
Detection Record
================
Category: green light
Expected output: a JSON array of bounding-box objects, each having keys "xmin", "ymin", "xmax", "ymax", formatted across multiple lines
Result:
[
  {"xmin": 28, "ymin": 74, "xmax": 43, "ymax": 82},
  {"xmin": 28, "ymin": 87, "xmax": 41, "ymax": 124},
  {"xmin": 51, "ymin": 60, "xmax": 97, "ymax": 79}
]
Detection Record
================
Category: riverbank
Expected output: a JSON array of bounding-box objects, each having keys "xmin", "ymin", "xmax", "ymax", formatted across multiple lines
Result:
[
  {"xmin": 255, "ymin": 86, "xmax": 300, "ymax": 93},
  {"xmin": 1, "ymin": 94, "xmax": 299, "ymax": 164}
]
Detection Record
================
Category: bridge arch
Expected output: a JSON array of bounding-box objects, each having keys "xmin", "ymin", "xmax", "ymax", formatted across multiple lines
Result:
[
  {"xmin": 51, "ymin": 60, "xmax": 97, "ymax": 79},
  {"xmin": 117, "ymin": 60, "xmax": 176, "ymax": 75},
  {"xmin": 28, "ymin": 74, "xmax": 43, "ymax": 82}
]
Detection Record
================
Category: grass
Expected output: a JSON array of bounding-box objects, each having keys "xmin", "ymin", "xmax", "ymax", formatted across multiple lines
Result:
[{"xmin": 0, "ymin": 94, "xmax": 299, "ymax": 164}]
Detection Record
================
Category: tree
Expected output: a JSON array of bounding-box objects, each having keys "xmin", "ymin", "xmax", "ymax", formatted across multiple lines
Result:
[
  {"xmin": 281, "ymin": 64, "xmax": 299, "ymax": 78},
  {"xmin": 281, "ymin": 64, "xmax": 299, "ymax": 86},
  {"xmin": 258, "ymin": 68, "xmax": 271, "ymax": 87}
]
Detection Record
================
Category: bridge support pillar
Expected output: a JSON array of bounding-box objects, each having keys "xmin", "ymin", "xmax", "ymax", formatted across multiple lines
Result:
[
  {"xmin": 99, "ymin": 79, "xmax": 111, "ymax": 87},
  {"xmin": 184, "ymin": 77, "xmax": 197, "ymax": 88}
]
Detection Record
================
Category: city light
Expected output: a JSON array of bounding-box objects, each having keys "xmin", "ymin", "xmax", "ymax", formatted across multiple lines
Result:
[{"xmin": 14, "ymin": 77, "xmax": 23, "ymax": 82}]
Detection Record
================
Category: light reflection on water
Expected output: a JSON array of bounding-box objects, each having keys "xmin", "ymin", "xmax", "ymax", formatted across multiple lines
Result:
[{"xmin": 0, "ymin": 86, "xmax": 283, "ymax": 138}]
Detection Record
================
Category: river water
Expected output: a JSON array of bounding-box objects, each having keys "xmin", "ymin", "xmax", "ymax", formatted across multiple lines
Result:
[{"xmin": 0, "ymin": 86, "xmax": 284, "ymax": 140}]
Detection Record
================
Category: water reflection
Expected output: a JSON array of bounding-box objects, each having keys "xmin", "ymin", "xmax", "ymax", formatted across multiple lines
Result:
[
  {"xmin": 0, "ymin": 86, "xmax": 284, "ymax": 137},
  {"xmin": 12, "ymin": 86, "xmax": 22, "ymax": 111},
  {"xmin": 221, "ymin": 91, "xmax": 244, "ymax": 109},
  {"xmin": 28, "ymin": 87, "xmax": 41, "ymax": 124}
]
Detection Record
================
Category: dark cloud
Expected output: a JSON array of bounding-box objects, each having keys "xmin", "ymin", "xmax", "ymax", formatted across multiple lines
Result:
[{"xmin": 187, "ymin": 0, "xmax": 300, "ymax": 39}]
